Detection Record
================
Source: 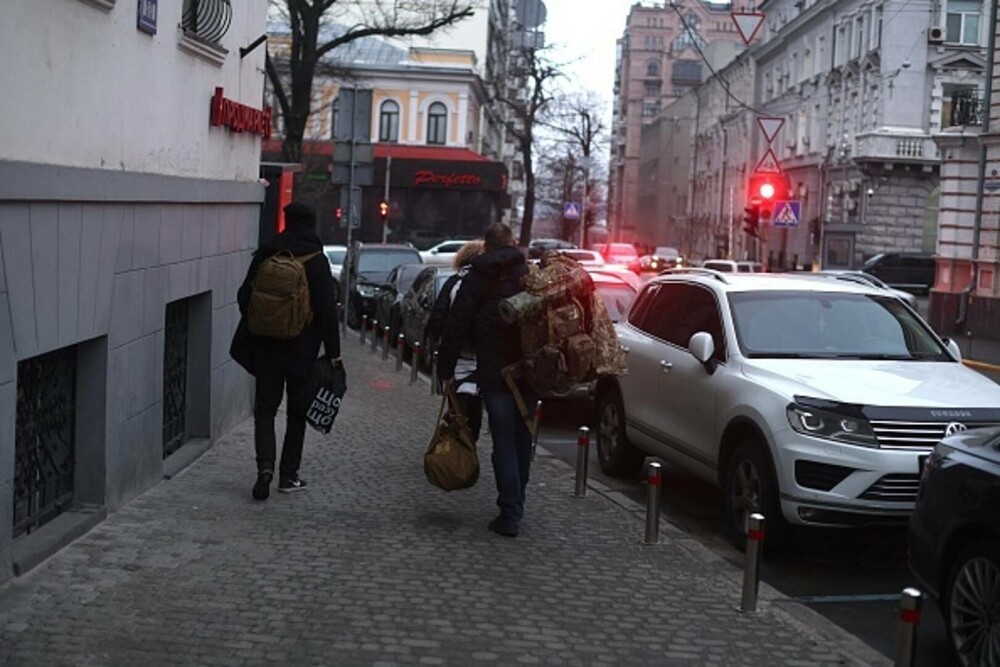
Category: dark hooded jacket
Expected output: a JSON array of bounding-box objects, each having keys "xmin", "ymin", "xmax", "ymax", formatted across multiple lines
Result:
[
  {"xmin": 437, "ymin": 246, "xmax": 528, "ymax": 393},
  {"xmin": 229, "ymin": 223, "xmax": 340, "ymax": 379}
]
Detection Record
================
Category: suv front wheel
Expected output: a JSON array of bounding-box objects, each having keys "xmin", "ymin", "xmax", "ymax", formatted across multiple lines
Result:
[
  {"xmin": 724, "ymin": 439, "xmax": 783, "ymax": 550},
  {"xmin": 596, "ymin": 388, "xmax": 644, "ymax": 478}
]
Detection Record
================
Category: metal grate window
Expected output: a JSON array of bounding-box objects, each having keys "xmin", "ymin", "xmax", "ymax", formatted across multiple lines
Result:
[
  {"xmin": 13, "ymin": 347, "xmax": 77, "ymax": 537},
  {"xmin": 181, "ymin": 0, "xmax": 232, "ymax": 44},
  {"xmin": 163, "ymin": 300, "xmax": 190, "ymax": 458}
]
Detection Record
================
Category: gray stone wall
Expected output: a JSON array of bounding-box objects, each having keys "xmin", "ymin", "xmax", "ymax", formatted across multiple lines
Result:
[
  {"xmin": 0, "ymin": 163, "xmax": 262, "ymax": 582},
  {"xmin": 856, "ymin": 170, "xmax": 938, "ymax": 263}
]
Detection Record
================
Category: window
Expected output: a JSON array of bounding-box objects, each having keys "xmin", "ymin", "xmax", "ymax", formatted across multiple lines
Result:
[
  {"xmin": 379, "ymin": 100, "xmax": 400, "ymax": 142},
  {"xmin": 646, "ymin": 60, "xmax": 660, "ymax": 77},
  {"xmin": 426, "ymin": 102, "xmax": 447, "ymax": 145},
  {"xmin": 181, "ymin": 0, "xmax": 232, "ymax": 44},
  {"xmin": 947, "ymin": 0, "xmax": 981, "ymax": 44},
  {"xmin": 853, "ymin": 16, "xmax": 864, "ymax": 58},
  {"xmin": 644, "ymin": 82, "xmax": 660, "ymax": 96},
  {"xmin": 642, "ymin": 101, "xmax": 660, "ymax": 117},
  {"xmin": 642, "ymin": 284, "xmax": 725, "ymax": 359}
]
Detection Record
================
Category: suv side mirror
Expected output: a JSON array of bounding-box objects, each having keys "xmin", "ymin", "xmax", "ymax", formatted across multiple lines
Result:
[
  {"xmin": 689, "ymin": 332, "xmax": 716, "ymax": 373},
  {"xmin": 943, "ymin": 337, "xmax": 962, "ymax": 361}
]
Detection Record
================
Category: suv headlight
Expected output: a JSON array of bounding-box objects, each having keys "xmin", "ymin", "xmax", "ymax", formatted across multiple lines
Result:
[
  {"xmin": 786, "ymin": 401, "xmax": 877, "ymax": 447},
  {"xmin": 356, "ymin": 284, "xmax": 377, "ymax": 298}
]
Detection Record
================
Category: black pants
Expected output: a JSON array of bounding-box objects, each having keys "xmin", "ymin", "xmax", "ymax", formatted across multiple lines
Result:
[
  {"xmin": 254, "ymin": 356, "xmax": 307, "ymax": 478},
  {"xmin": 455, "ymin": 392, "xmax": 483, "ymax": 444}
]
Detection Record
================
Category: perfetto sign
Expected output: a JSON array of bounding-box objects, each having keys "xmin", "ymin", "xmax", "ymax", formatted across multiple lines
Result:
[
  {"xmin": 209, "ymin": 87, "xmax": 272, "ymax": 140},
  {"xmin": 413, "ymin": 171, "xmax": 483, "ymax": 188}
]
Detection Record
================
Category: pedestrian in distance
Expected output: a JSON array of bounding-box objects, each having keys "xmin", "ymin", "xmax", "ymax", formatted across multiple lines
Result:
[
  {"xmin": 437, "ymin": 223, "xmax": 535, "ymax": 538},
  {"xmin": 426, "ymin": 240, "xmax": 485, "ymax": 443},
  {"xmin": 230, "ymin": 202, "xmax": 342, "ymax": 501}
]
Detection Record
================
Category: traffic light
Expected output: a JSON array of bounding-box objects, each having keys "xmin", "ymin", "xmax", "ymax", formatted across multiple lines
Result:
[
  {"xmin": 335, "ymin": 206, "xmax": 343, "ymax": 222},
  {"xmin": 748, "ymin": 172, "xmax": 791, "ymax": 225},
  {"xmin": 378, "ymin": 200, "xmax": 389, "ymax": 223},
  {"xmin": 743, "ymin": 204, "xmax": 760, "ymax": 238}
]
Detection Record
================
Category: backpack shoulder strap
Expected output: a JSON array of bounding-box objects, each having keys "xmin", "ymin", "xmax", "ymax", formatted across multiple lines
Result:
[{"xmin": 296, "ymin": 251, "xmax": 322, "ymax": 263}]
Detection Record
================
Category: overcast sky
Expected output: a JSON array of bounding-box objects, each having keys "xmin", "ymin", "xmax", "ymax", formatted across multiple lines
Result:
[{"xmin": 542, "ymin": 0, "xmax": 635, "ymax": 118}]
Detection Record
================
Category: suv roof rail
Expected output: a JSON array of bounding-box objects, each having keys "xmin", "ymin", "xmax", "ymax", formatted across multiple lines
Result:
[{"xmin": 659, "ymin": 267, "xmax": 730, "ymax": 284}]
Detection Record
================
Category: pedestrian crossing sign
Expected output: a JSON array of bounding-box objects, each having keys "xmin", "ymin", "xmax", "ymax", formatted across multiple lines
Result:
[
  {"xmin": 563, "ymin": 202, "xmax": 581, "ymax": 220},
  {"xmin": 772, "ymin": 200, "xmax": 801, "ymax": 228}
]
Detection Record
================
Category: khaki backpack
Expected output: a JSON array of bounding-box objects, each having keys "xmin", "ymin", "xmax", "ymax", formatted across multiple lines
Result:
[{"xmin": 247, "ymin": 250, "xmax": 321, "ymax": 339}]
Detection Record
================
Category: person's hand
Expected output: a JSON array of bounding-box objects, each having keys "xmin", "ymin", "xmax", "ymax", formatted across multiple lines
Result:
[{"xmin": 330, "ymin": 357, "xmax": 343, "ymax": 367}]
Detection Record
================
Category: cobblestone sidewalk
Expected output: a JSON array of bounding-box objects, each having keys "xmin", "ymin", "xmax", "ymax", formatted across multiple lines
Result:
[{"xmin": 0, "ymin": 339, "xmax": 888, "ymax": 666}]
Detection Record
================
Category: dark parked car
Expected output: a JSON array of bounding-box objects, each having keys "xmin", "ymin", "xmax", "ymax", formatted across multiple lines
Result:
[
  {"xmin": 401, "ymin": 266, "xmax": 456, "ymax": 365},
  {"xmin": 908, "ymin": 426, "xmax": 1000, "ymax": 666},
  {"xmin": 374, "ymin": 263, "xmax": 427, "ymax": 341},
  {"xmin": 342, "ymin": 243, "xmax": 422, "ymax": 329},
  {"xmin": 529, "ymin": 238, "xmax": 577, "ymax": 259},
  {"xmin": 862, "ymin": 252, "xmax": 935, "ymax": 294}
]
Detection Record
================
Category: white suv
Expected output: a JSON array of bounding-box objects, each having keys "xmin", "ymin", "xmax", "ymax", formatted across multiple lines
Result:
[{"xmin": 595, "ymin": 269, "xmax": 1000, "ymax": 545}]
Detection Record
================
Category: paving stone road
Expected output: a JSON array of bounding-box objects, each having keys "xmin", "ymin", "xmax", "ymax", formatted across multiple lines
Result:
[{"xmin": 0, "ymin": 339, "xmax": 890, "ymax": 666}]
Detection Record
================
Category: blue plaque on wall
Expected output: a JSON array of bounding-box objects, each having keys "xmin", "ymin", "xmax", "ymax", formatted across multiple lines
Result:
[{"xmin": 137, "ymin": 0, "xmax": 157, "ymax": 35}]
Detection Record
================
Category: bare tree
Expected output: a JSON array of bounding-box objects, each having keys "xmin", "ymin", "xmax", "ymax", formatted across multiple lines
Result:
[
  {"xmin": 544, "ymin": 92, "xmax": 608, "ymax": 245},
  {"xmin": 266, "ymin": 0, "xmax": 474, "ymax": 162},
  {"xmin": 495, "ymin": 45, "xmax": 561, "ymax": 247}
]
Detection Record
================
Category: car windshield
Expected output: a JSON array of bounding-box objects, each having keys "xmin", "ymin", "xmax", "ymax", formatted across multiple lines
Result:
[
  {"xmin": 358, "ymin": 250, "xmax": 420, "ymax": 275},
  {"xmin": 596, "ymin": 284, "xmax": 636, "ymax": 323},
  {"xmin": 324, "ymin": 248, "xmax": 346, "ymax": 266},
  {"xmin": 729, "ymin": 290, "xmax": 950, "ymax": 360}
]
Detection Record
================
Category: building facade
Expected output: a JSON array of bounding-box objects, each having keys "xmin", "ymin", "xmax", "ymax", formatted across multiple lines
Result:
[
  {"xmin": 609, "ymin": 1, "xmax": 744, "ymax": 245},
  {"xmin": 0, "ymin": 0, "xmax": 268, "ymax": 582},
  {"xmin": 638, "ymin": 0, "xmax": 988, "ymax": 268}
]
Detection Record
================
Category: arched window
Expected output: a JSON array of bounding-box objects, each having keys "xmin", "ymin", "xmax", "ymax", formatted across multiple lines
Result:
[
  {"xmin": 646, "ymin": 60, "xmax": 660, "ymax": 77},
  {"xmin": 379, "ymin": 100, "xmax": 400, "ymax": 142},
  {"xmin": 426, "ymin": 102, "xmax": 448, "ymax": 145}
]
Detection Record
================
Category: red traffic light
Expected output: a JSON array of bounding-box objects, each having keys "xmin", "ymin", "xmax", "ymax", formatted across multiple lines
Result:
[
  {"xmin": 335, "ymin": 207, "xmax": 343, "ymax": 220},
  {"xmin": 378, "ymin": 201, "xmax": 389, "ymax": 217},
  {"xmin": 749, "ymin": 172, "xmax": 789, "ymax": 203},
  {"xmin": 759, "ymin": 182, "xmax": 775, "ymax": 199}
]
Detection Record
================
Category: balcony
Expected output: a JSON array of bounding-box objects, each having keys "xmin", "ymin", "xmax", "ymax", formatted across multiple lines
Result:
[
  {"xmin": 947, "ymin": 91, "xmax": 985, "ymax": 127},
  {"xmin": 853, "ymin": 132, "xmax": 940, "ymax": 164}
]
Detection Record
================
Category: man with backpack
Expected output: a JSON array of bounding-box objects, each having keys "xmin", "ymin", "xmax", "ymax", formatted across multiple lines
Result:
[
  {"xmin": 230, "ymin": 202, "xmax": 341, "ymax": 501},
  {"xmin": 437, "ymin": 224, "xmax": 534, "ymax": 538}
]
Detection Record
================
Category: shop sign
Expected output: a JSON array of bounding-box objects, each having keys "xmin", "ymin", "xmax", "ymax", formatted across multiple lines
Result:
[
  {"xmin": 413, "ymin": 170, "xmax": 483, "ymax": 188},
  {"xmin": 209, "ymin": 87, "xmax": 272, "ymax": 140}
]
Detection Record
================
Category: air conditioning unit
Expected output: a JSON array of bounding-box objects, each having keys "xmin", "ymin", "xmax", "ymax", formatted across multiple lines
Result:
[{"xmin": 928, "ymin": 26, "xmax": 944, "ymax": 43}]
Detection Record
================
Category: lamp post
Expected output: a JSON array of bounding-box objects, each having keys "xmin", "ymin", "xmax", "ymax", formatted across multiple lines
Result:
[{"xmin": 579, "ymin": 155, "xmax": 592, "ymax": 249}]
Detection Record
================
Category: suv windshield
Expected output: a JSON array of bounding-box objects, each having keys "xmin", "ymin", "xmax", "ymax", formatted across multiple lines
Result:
[
  {"xmin": 358, "ymin": 249, "xmax": 421, "ymax": 275},
  {"xmin": 729, "ymin": 291, "xmax": 950, "ymax": 360}
]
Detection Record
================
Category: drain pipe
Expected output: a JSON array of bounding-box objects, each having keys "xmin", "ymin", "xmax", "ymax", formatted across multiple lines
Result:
[{"xmin": 962, "ymin": 0, "xmax": 998, "ymax": 327}]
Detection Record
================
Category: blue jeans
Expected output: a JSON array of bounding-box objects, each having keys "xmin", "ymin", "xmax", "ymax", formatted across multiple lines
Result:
[{"xmin": 482, "ymin": 390, "xmax": 537, "ymax": 526}]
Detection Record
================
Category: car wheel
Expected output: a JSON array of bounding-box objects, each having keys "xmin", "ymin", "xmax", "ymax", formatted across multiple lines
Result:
[
  {"xmin": 945, "ymin": 540, "xmax": 1000, "ymax": 667},
  {"xmin": 724, "ymin": 440, "xmax": 783, "ymax": 550},
  {"xmin": 346, "ymin": 298, "xmax": 361, "ymax": 330},
  {"xmin": 595, "ymin": 387, "xmax": 644, "ymax": 478}
]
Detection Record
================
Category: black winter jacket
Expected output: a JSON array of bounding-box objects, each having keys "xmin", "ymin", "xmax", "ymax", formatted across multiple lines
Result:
[
  {"xmin": 437, "ymin": 247, "xmax": 528, "ymax": 393},
  {"xmin": 229, "ymin": 227, "xmax": 341, "ymax": 379}
]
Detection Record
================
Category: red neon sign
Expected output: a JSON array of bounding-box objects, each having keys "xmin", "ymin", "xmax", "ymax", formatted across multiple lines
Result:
[
  {"xmin": 413, "ymin": 170, "xmax": 483, "ymax": 188},
  {"xmin": 210, "ymin": 87, "xmax": 272, "ymax": 140}
]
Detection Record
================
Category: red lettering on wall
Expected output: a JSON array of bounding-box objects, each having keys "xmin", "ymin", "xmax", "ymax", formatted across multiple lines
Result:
[
  {"xmin": 413, "ymin": 170, "xmax": 483, "ymax": 188},
  {"xmin": 209, "ymin": 87, "xmax": 272, "ymax": 140}
]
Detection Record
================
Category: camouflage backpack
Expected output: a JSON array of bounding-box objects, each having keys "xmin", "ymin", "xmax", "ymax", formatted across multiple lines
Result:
[
  {"xmin": 499, "ymin": 251, "xmax": 626, "ymax": 396},
  {"xmin": 247, "ymin": 250, "xmax": 321, "ymax": 339}
]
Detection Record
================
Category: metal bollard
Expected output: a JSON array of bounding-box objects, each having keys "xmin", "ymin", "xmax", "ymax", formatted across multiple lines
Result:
[
  {"xmin": 531, "ymin": 400, "xmax": 543, "ymax": 460},
  {"xmin": 370, "ymin": 320, "xmax": 379, "ymax": 352},
  {"xmin": 382, "ymin": 327, "xmax": 390, "ymax": 361},
  {"xmin": 574, "ymin": 426, "xmax": 590, "ymax": 497},
  {"xmin": 410, "ymin": 341, "xmax": 421, "ymax": 384},
  {"xmin": 739, "ymin": 513, "xmax": 766, "ymax": 613},
  {"xmin": 395, "ymin": 334, "xmax": 405, "ymax": 371},
  {"xmin": 644, "ymin": 461, "xmax": 662, "ymax": 544},
  {"xmin": 430, "ymin": 350, "xmax": 439, "ymax": 395},
  {"xmin": 360, "ymin": 315, "xmax": 368, "ymax": 345},
  {"xmin": 894, "ymin": 588, "xmax": 922, "ymax": 667}
]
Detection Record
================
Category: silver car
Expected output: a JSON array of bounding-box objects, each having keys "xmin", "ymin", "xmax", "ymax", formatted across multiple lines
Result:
[{"xmin": 595, "ymin": 269, "xmax": 1000, "ymax": 546}]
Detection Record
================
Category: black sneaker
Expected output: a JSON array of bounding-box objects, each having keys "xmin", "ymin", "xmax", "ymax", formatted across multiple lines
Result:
[
  {"xmin": 488, "ymin": 517, "xmax": 519, "ymax": 538},
  {"xmin": 278, "ymin": 475, "xmax": 307, "ymax": 493},
  {"xmin": 252, "ymin": 471, "xmax": 273, "ymax": 501}
]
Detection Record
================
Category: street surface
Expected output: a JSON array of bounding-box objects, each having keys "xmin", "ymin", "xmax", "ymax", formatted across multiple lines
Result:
[
  {"xmin": 538, "ymin": 395, "xmax": 971, "ymax": 667},
  {"xmin": 0, "ymin": 340, "xmax": 887, "ymax": 666}
]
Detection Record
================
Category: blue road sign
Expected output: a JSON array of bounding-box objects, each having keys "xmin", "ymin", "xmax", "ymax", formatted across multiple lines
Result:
[
  {"xmin": 772, "ymin": 200, "xmax": 801, "ymax": 228},
  {"xmin": 563, "ymin": 202, "xmax": 581, "ymax": 220}
]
